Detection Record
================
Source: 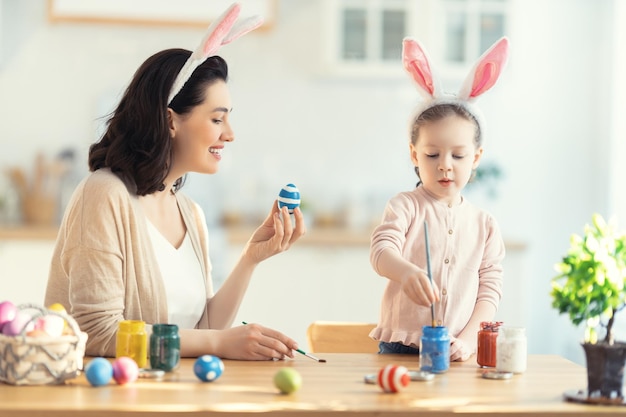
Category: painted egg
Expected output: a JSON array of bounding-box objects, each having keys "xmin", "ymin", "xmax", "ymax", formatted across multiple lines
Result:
[
  {"xmin": 85, "ymin": 357, "xmax": 113, "ymax": 387},
  {"xmin": 0, "ymin": 300, "xmax": 17, "ymax": 328},
  {"xmin": 26, "ymin": 329, "xmax": 49, "ymax": 338},
  {"xmin": 47, "ymin": 303, "xmax": 72, "ymax": 333},
  {"xmin": 277, "ymin": 183, "xmax": 301, "ymax": 214},
  {"xmin": 377, "ymin": 364, "xmax": 410, "ymax": 393},
  {"xmin": 273, "ymin": 367, "xmax": 302, "ymax": 394},
  {"xmin": 2, "ymin": 311, "xmax": 35, "ymax": 336},
  {"xmin": 47, "ymin": 303, "xmax": 67, "ymax": 314},
  {"xmin": 112, "ymin": 357, "xmax": 139, "ymax": 385},
  {"xmin": 34, "ymin": 315, "xmax": 65, "ymax": 338},
  {"xmin": 193, "ymin": 355, "xmax": 224, "ymax": 382}
]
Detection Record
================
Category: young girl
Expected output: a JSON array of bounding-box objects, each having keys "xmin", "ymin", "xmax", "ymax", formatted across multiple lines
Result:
[{"xmin": 369, "ymin": 37, "xmax": 509, "ymax": 361}]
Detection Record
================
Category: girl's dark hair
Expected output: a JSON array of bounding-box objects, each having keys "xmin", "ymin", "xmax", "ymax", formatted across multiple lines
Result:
[
  {"xmin": 410, "ymin": 103, "xmax": 480, "ymax": 186},
  {"xmin": 89, "ymin": 50, "xmax": 229, "ymax": 195}
]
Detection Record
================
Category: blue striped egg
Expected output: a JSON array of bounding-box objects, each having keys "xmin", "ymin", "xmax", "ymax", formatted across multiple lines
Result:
[{"xmin": 277, "ymin": 184, "xmax": 301, "ymax": 214}]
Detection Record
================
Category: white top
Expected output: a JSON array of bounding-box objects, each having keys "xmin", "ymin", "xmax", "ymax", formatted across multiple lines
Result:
[{"xmin": 146, "ymin": 221, "xmax": 206, "ymax": 328}]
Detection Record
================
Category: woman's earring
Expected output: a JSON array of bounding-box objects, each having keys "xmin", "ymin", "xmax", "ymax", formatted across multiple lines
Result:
[{"xmin": 469, "ymin": 169, "xmax": 477, "ymax": 183}]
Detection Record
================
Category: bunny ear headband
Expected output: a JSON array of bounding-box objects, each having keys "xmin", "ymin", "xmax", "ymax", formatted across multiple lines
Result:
[
  {"xmin": 402, "ymin": 36, "xmax": 510, "ymax": 139},
  {"xmin": 167, "ymin": 2, "xmax": 263, "ymax": 105}
]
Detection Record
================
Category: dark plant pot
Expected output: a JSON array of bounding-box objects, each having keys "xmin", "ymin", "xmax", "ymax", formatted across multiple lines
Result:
[{"xmin": 582, "ymin": 341, "xmax": 626, "ymax": 399}]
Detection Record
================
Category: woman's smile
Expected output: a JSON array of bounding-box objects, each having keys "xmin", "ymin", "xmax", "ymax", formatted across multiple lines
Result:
[{"xmin": 209, "ymin": 146, "xmax": 223, "ymax": 160}]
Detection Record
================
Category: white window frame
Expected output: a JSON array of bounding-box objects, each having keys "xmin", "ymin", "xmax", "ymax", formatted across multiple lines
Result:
[
  {"xmin": 323, "ymin": 0, "xmax": 509, "ymax": 80},
  {"xmin": 430, "ymin": 0, "xmax": 510, "ymax": 79},
  {"xmin": 323, "ymin": 0, "xmax": 422, "ymax": 78}
]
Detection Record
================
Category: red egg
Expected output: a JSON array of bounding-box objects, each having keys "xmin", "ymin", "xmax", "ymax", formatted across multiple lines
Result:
[
  {"xmin": 112, "ymin": 357, "xmax": 139, "ymax": 385},
  {"xmin": 377, "ymin": 364, "xmax": 410, "ymax": 393}
]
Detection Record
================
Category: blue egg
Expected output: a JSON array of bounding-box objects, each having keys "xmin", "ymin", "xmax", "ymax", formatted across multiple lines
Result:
[
  {"xmin": 277, "ymin": 183, "xmax": 301, "ymax": 214},
  {"xmin": 85, "ymin": 357, "xmax": 113, "ymax": 387},
  {"xmin": 193, "ymin": 355, "xmax": 224, "ymax": 382}
]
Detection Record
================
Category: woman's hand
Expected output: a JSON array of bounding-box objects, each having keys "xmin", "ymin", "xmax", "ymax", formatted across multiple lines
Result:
[
  {"xmin": 216, "ymin": 323, "xmax": 298, "ymax": 360},
  {"xmin": 243, "ymin": 201, "xmax": 306, "ymax": 264}
]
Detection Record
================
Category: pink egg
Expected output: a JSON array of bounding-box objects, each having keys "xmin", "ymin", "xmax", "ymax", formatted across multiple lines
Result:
[
  {"xmin": 34, "ymin": 315, "xmax": 65, "ymax": 337},
  {"xmin": 0, "ymin": 301, "xmax": 17, "ymax": 327},
  {"xmin": 3, "ymin": 311, "xmax": 35, "ymax": 336},
  {"xmin": 112, "ymin": 357, "xmax": 139, "ymax": 385}
]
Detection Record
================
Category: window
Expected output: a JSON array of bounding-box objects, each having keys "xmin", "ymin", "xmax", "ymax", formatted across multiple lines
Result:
[
  {"xmin": 440, "ymin": 0, "xmax": 508, "ymax": 65},
  {"xmin": 325, "ymin": 0, "xmax": 508, "ymax": 77},
  {"xmin": 338, "ymin": 0, "xmax": 407, "ymax": 63},
  {"xmin": 324, "ymin": 0, "xmax": 410, "ymax": 76}
]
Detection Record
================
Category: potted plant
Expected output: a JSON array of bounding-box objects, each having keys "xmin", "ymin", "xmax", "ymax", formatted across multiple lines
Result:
[{"xmin": 551, "ymin": 213, "xmax": 626, "ymax": 401}]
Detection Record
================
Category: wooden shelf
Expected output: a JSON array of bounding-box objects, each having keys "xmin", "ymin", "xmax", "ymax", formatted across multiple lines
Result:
[
  {"xmin": 0, "ymin": 224, "xmax": 372, "ymax": 246},
  {"xmin": 0, "ymin": 224, "xmax": 527, "ymax": 250},
  {"xmin": 0, "ymin": 224, "xmax": 59, "ymax": 240},
  {"xmin": 225, "ymin": 225, "xmax": 373, "ymax": 246}
]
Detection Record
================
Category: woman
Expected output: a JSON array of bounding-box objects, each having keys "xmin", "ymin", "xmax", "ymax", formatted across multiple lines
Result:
[{"xmin": 45, "ymin": 47, "xmax": 306, "ymax": 360}]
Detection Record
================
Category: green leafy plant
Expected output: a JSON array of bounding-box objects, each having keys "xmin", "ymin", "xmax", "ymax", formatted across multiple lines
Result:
[{"xmin": 551, "ymin": 214, "xmax": 626, "ymax": 345}]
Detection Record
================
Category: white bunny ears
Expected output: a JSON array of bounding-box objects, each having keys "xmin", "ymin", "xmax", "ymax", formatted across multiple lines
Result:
[
  {"xmin": 403, "ymin": 36, "xmax": 510, "ymax": 137},
  {"xmin": 168, "ymin": 2, "xmax": 263, "ymax": 105}
]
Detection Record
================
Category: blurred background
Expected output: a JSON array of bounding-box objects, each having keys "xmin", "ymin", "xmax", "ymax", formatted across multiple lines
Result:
[{"xmin": 1, "ymin": 0, "xmax": 625, "ymax": 365}]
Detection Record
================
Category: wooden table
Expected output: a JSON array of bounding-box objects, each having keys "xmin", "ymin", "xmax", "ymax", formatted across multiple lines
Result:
[{"xmin": 0, "ymin": 353, "xmax": 622, "ymax": 416}]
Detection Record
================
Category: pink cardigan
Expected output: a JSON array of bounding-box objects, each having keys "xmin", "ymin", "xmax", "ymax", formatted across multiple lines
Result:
[{"xmin": 369, "ymin": 186, "xmax": 505, "ymax": 347}]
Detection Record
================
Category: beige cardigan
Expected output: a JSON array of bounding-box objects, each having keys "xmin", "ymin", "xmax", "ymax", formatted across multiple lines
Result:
[{"xmin": 45, "ymin": 168, "xmax": 213, "ymax": 356}]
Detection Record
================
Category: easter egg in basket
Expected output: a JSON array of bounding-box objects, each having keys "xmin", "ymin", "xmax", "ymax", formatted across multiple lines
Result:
[
  {"xmin": 0, "ymin": 300, "xmax": 17, "ymax": 331},
  {"xmin": 2, "ymin": 310, "xmax": 35, "ymax": 336}
]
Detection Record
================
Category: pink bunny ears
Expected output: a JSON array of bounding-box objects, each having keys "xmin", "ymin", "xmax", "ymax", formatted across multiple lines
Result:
[
  {"xmin": 403, "ymin": 36, "xmax": 510, "ymax": 134},
  {"xmin": 168, "ymin": 2, "xmax": 263, "ymax": 105}
]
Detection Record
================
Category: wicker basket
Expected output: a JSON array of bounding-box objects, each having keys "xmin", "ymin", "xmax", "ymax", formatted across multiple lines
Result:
[{"xmin": 0, "ymin": 304, "xmax": 88, "ymax": 385}]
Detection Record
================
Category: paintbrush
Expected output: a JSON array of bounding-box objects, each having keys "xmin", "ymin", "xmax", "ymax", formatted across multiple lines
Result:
[
  {"xmin": 241, "ymin": 322, "xmax": 326, "ymax": 362},
  {"xmin": 295, "ymin": 348, "xmax": 326, "ymax": 363},
  {"xmin": 424, "ymin": 221, "xmax": 437, "ymax": 328}
]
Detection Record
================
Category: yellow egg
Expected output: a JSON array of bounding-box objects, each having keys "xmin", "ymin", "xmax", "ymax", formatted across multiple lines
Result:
[{"xmin": 47, "ymin": 303, "xmax": 67, "ymax": 314}]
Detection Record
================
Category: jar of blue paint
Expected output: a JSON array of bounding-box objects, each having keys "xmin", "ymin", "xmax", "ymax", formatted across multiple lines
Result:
[{"xmin": 419, "ymin": 325, "xmax": 450, "ymax": 373}]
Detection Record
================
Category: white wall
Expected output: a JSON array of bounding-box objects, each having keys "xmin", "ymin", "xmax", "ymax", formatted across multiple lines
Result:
[{"xmin": 0, "ymin": 0, "xmax": 621, "ymax": 365}]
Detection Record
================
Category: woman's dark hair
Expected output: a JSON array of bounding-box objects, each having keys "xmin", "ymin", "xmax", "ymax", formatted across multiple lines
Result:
[
  {"xmin": 410, "ymin": 103, "xmax": 480, "ymax": 187},
  {"xmin": 89, "ymin": 49, "xmax": 229, "ymax": 195}
]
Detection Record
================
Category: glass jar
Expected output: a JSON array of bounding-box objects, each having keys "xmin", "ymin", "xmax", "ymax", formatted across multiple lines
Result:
[
  {"xmin": 419, "ymin": 325, "xmax": 450, "ymax": 373},
  {"xmin": 116, "ymin": 320, "xmax": 147, "ymax": 368},
  {"xmin": 150, "ymin": 324, "xmax": 181, "ymax": 372},
  {"xmin": 496, "ymin": 326, "xmax": 527, "ymax": 373},
  {"xmin": 477, "ymin": 321, "xmax": 502, "ymax": 368}
]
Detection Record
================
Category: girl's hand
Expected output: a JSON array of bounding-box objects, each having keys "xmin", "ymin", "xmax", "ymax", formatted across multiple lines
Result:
[
  {"xmin": 216, "ymin": 323, "xmax": 298, "ymax": 360},
  {"xmin": 400, "ymin": 267, "xmax": 440, "ymax": 307},
  {"xmin": 449, "ymin": 336, "xmax": 474, "ymax": 362},
  {"xmin": 243, "ymin": 201, "xmax": 306, "ymax": 264}
]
